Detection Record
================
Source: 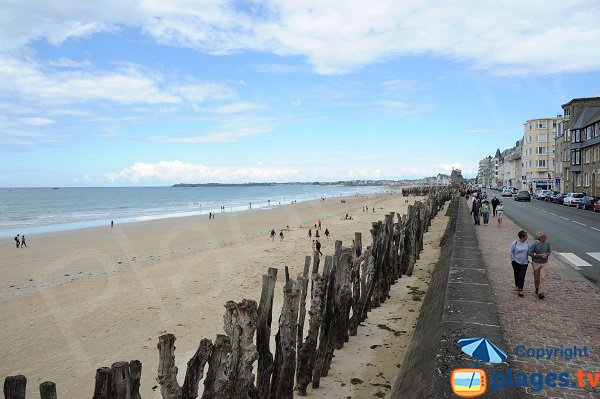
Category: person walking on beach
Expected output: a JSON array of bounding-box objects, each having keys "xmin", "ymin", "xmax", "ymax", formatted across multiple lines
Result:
[
  {"xmin": 209, "ymin": 212, "xmax": 212, "ymax": 219},
  {"xmin": 312, "ymin": 240, "xmax": 316, "ymax": 252},
  {"xmin": 279, "ymin": 230, "xmax": 284, "ymax": 241},
  {"xmin": 496, "ymin": 201, "xmax": 504, "ymax": 226},
  {"xmin": 316, "ymin": 240, "xmax": 322, "ymax": 255},
  {"xmin": 308, "ymin": 228, "xmax": 312, "ymax": 239},
  {"xmin": 270, "ymin": 228, "xmax": 276, "ymax": 242},
  {"xmin": 470, "ymin": 199, "xmax": 481, "ymax": 225},
  {"xmin": 324, "ymin": 228, "xmax": 330, "ymax": 239},
  {"xmin": 529, "ymin": 232, "xmax": 551, "ymax": 299},
  {"xmin": 14, "ymin": 235, "xmax": 20, "ymax": 248},
  {"xmin": 481, "ymin": 201, "xmax": 490, "ymax": 225},
  {"xmin": 111, "ymin": 220, "xmax": 114, "ymax": 228},
  {"xmin": 20, "ymin": 235, "xmax": 26, "ymax": 248},
  {"xmin": 509, "ymin": 230, "xmax": 530, "ymax": 297},
  {"xmin": 318, "ymin": 220, "xmax": 321, "ymax": 230},
  {"xmin": 491, "ymin": 196, "xmax": 499, "ymax": 217},
  {"xmin": 315, "ymin": 230, "xmax": 320, "ymax": 240}
]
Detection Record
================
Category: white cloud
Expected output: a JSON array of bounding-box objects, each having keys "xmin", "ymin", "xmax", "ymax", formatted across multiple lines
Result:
[
  {"xmin": 2, "ymin": 1, "xmax": 600, "ymax": 75},
  {"xmin": 148, "ymin": 126, "xmax": 271, "ymax": 144},
  {"xmin": 17, "ymin": 117, "xmax": 56, "ymax": 126},
  {"xmin": 105, "ymin": 159, "xmax": 474, "ymax": 183},
  {"xmin": 47, "ymin": 57, "xmax": 92, "ymax": 68},
  {"xmin": 214, "ymin": 102, "xmax": 266, "ymax": 114}
]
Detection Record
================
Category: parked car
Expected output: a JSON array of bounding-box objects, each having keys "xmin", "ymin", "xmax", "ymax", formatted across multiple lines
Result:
[
  {"xmin": 594, "ymin": 199, "xmax": 600, "ymax": 213},
  {"xmin": 538, "ymin": 190, "xmax": 554, "ymax": 201},
  {"xmin": 501, "ymin": 189, "xmax": 513, "ymax": 197},
  {"xmin": 514, "ymin": 191, "xmax": 531, "ymax": 201},
  {"xmin": 577, "ymin": 195, "xmax": 600, "ymax": 210},
  {"xmin": 545, "ymin": 191, "xmax": 559, "ymax": 202},
  {"xmin": 563, "ymin": 193, "xmax": 585, "ymax": 207},
  {"xmin": 550, "ymin": 193, "xmax": 565, "ymax": 204},
  {"xmin": 532, "ymin": 189, "xmax": 544, "ymax": 199}
]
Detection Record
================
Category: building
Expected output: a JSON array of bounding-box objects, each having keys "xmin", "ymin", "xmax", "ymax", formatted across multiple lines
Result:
[
  {"xmin": 561, "ymin": 97, "xmax": 600, "ymax": 193},
  {"xmin": 553, "ymin": 118, "xmax": 566, "ymax": 193},
  {"xmin": 521, "ymin": 118, "xmax": 559, "ymax": 190},
  {"xmin": 568, "ymin": 107, "xmax": 600, "ymax": 195},
  {"xmin": 450, "ymin": 168, "xmax": 464, "ymax": 187}
]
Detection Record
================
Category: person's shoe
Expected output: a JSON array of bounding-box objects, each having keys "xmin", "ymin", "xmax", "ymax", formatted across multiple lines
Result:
[
  {"xmin": 518, "ymin": 290, "xmax": 524, "ymax": 297},
  {"xmin": 538, "ymin": 293, "xmax": 545, "ymax": 299}
]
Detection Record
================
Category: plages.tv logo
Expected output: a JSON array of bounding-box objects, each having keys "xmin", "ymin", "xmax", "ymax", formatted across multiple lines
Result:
[{"xmin": 450, "ymin": 337, "xmax": 507, "ymax": 398}]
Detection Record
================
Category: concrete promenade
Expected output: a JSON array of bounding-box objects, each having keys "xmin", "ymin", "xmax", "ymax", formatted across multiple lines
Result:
[{"xmin": 472, "ymin": 196, "xmax": 600, "ymax": 398}]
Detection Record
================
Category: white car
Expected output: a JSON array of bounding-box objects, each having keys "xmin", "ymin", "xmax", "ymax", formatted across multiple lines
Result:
[
  {"xmin": 538, "ymin": 190, "xmax": 553, "ymax": 200},
  {"xmin": 563, "ymin": 193, "xmax": 584, "ymax": 206}
]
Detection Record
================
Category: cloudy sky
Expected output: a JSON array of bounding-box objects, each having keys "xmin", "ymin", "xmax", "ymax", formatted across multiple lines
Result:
[{"xmin": 1, "ymin": 0, "xmax": 600, "ymax": 186}]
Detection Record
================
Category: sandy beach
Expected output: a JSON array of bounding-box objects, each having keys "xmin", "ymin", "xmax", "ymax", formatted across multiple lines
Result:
[{"xmin": 0, "ymin": 192, "xmax": 448, "ymax": 398}]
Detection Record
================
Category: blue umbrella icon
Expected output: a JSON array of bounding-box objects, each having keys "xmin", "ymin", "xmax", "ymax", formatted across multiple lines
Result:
[{"xmin": 458, "ymin": 338, "xmax": 507, "ymax": 363}]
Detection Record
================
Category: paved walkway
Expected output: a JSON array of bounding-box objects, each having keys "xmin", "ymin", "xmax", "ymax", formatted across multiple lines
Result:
[{"xmin": 471, "ymin": 197, "xmax": 600, "ymax": 398}]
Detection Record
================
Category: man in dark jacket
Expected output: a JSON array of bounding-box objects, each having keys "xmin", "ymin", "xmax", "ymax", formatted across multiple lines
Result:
[
  {"xmin": 491, "ymin": 196, "xmax": 500, "ymax": 217},
  {"xmin": 470, "ymin": 200, "xmax": 481, "ymax": 225}
]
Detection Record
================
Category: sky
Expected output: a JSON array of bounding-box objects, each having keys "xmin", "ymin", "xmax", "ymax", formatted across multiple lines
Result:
[{"xmin": 1, "ymin": 0, "xmax": 600, "ymax": 186}]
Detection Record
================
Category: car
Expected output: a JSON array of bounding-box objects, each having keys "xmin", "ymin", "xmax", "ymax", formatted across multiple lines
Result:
[
  {"xmin": 538, "ymin": 190, "xmax": 554, "ymax": 201},
  {"xmin": 502, "ymin": 189, "xmax": 513, "ymax": 197},
  {"xmin": 563, "ymin": 193, "xmax": 585, "ymax": 206},
  {"xmin": 532, "ymin": 189, "xmax": 544, "ymax": 199},
  {"xmin": 594, "ymin": 199, "xmax": 600, "ymax": 213},
  {"xmin": 544, "ymin": 191, "xmax": 559, "ymax": 202},
  {"xmin": 577, "ymin": 195, "xmax": 600, "ymax": 210},
  {"xmin": 514, "ymin": 191, "xmax": 531, "ymax": 201},
  {"xmin": 550, "ymin": 193, "xmax": 565, "ymax": 204}
]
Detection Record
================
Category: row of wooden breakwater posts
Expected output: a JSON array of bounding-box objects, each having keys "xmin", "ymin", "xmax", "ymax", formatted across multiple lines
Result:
[{"xmin": 3, "ymin": 189, "xmax": 452, "ymax": 399}]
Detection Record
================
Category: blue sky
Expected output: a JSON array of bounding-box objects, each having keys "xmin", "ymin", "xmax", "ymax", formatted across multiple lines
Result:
[{"xmin": 1, "ymin": 0, "xmax": 600, "ymax": 186}]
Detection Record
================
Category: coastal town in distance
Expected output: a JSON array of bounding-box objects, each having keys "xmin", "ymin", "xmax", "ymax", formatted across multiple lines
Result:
[{"xmin": 1, "ymin": 2, "xmax": 599, "ymax": 399}]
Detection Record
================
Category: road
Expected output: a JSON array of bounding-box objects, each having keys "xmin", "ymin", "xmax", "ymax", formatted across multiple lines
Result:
[{"xmin": 483, "ymin": 190, "xmax": 600, "ymax": 288}]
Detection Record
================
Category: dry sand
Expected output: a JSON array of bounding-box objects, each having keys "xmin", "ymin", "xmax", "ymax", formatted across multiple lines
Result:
[{"xmin": 0, "ymin": 192, "xmax": 448, "ymax": 398}]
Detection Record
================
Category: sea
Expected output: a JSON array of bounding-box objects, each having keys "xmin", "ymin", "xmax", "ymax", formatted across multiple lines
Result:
[{"xmin": 0, "ymin": 185, "xmax": 385, "ymax": 237}]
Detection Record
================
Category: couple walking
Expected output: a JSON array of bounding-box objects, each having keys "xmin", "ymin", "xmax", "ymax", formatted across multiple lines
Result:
[
  {"xmin": 14, "ymin": 234, "xmax": 27, "ymax": 248},
  {"xmin": 509, "ymin": 230, "xmax": 551, "ymax": 299}
]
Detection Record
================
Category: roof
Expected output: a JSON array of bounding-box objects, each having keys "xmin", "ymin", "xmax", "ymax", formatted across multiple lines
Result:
[
  {"xmin": 572, "ymin": 107, "xmax": 600, "ymax": 129},
  {"xmin": 561, "ymin": 97, "xmax": 600, "ymax": 108}
]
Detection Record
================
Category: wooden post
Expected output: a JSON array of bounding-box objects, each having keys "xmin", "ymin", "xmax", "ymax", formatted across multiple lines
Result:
[
  {"xmin": 334, "ymin": 248, "xmax": 352, "ymax": 350},
  {"xmin": 256, "ymin": 267, "xmax": 278, "ymax": 399},
  {"xmin": 4, "ymin": 375, "xmax": 26, "ymax": 399},
  {"xmin": 296, "ymin": 256, "xmax": 311, "ymax": 355},
  {"xmin": 202, "ymin": 335, "xmax": 231, "ymax": 399},
  {"xmin": 182, "ymin": 339, "xmax": 213, "ymax": 399},
  {"xmin": 223, "ymin": 299, "xmax": 259, "ymax": 399},
  {"xmin": 296, "ymin": 272, "xmax": 326, "ymax": 396},
  {"xmin": 157, "ymin": 334, "xmax": 182, "ymax": 399},
  {"xmin": 129, "ymin": 360, "xmax": 142, "ymax": 399},
  {"xmin": 39, "ymin": 382, "xmax": 57, "ymax": 399},
  {"xmin": 270, "ymin": 271, "xmax": 300, "ymax": 399},
  {"xmin": 111, "ymin": 361, "xmax": 131, "ymax": 399},
  {"xmin": 311, "ymin": 255, "xmax": 333, "ymax": 389},
  {"xmin": 92, "ymin": 367, "xmax": 112, "ymax": 399}
]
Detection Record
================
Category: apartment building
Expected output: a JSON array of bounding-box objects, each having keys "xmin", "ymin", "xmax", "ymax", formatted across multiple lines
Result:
[
  {"xmin": 477, "ymin": 150, "xmax": 501, "ymax": 187},
  {"xmin": 554, "ymin": 119, "xmax": 566, "ymax": 193},
  {"xmin": 521, "ymin": 118, "xmax": 559, "ymax": 190},
  {"xmin": 561, "ymin": 97, "xmax": 600, "ymax": 193}
]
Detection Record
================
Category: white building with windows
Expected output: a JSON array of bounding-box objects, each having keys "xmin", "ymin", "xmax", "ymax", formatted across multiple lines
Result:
[{"xmin": 521, "ymin": 118, "xmax": 559, "ymax": 190}]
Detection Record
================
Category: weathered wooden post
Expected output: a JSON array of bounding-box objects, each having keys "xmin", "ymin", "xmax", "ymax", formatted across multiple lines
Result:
[
  {"xmin": 182, "ymin": 339, "xmax": 213, "ymax": 399},
  {"xmin": 39, "ymin": 381, "xmax": 57, "ymax": 399},
  {"xmin": 334, "ymin": 248, "xmax": 352, "ymax": 350},
  {"xmin": 157, "ymin": 334, "xmax": 182, "ymax": 399},
  {"xmin": 256, "ymin": 267, "xmax": 278, "ymax": 399},
  {"xmin": 296, "ymin": 271, "xmax": 326, "ymax": 396},
  {"xmin": 92, "ymin": 367, "xmax": 112, "ymax": 399},
  {"xmin": 297, "ymin": 256, "xmax": 311, "ymax": 355},
  {"xmin": 202, "ymin": 335, "xmax": 232, "ymax": 399},
  {"xmin": 4, "ymin": 375, "xmax": 26, "ymax": 399},
  {"xmin": 270, "ymin": 267, "xmax": 300, "ymax": 399},
  {"xmin": 129, "ymin": 360, "xmax": 142, "ymax": 399},
  {"xmin": 112, "ymin": 361, "xmax": 131, "ymax": 399},
  {"xmin": 312, "ymin": 255, "xmax": 334, "ymax": 389},
  {"xmin": 223, "ymin": 299, "xmax": 259, "ymax": 399}
]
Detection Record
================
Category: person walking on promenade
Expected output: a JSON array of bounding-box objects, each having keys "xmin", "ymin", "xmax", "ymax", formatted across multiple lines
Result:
[
  {"xmin": 470, "ymin": 199, "xmax": 481, "ymax": 225},
  {"xmin": 509, "ymin": 230, "xmax": 530, "ymax": 297},
  {"xmin": 491, "ymin": 196, "xmax": 499, "ymax": 217},
  {"xmin": 496, "ymin": 201, "xmax": 504, "ymax": 226},
  {"xmin": 20, "ymin": 235, "xmax": 27, "ymax": 248},
  {"xmin": 481, "ymin": 200, "xmax": 490, "ymax": 225},
  {"xmin": 529, "ymin": 232, "xmax": 551, "ymax": 299}
]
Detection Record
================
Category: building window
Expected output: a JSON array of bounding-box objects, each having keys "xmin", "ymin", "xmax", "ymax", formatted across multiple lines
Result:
[
  {"xmin": 576, "ymin": 173, "xmax": 582, "ymax": 186},
  {"xmin": 537, "ymin": 134, "xmax": 548, "ymax": 142},
  {"xmin": 595, "ymin": 147, "xmax": 599, "ymax": 163},
  {"xmin": 584, "ymin": 149, "xmax": 591, "ymax": 164},
  {"xmin": 537, "ymin": 121, "xmax": 547, "ymax": 129},
  {"xmin": 536, "ymin": 147, "xmax": 547, "ymax": 155},
  {"xmin": 586, "ymin": 126, "xmax": 593, "ymax": 140},
  {"xmin": 536, "ymin": 160, "xmax": 547, "ymax": 168},
  {"xmin": 584, "ymin": 173, "xmax": 590, "ymax": 187}
]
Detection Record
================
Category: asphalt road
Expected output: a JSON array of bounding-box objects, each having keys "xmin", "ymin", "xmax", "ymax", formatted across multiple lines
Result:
[{"xmin": 483, "ymin": 190, "xmax": 600, "ymax": 287}]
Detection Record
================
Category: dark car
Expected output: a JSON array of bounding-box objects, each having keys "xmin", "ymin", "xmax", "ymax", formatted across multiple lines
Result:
[
  {"xmin": 514, "ymin": 191, "xmax": 531, "ymax": 201},
  {"xmin": 594, "ymin": 199, "xmax": 600, "ymax": 213},
  {"xmin": 545, "ymin": 191, "xmax": 559, "ymax": 202},
  {"xmin": 578, "ymin": 195, "xmax": 600, "ymax": 210},
  {"xmin": 551, "ymin": 193, "xmax": 566, "ymax": 204}
]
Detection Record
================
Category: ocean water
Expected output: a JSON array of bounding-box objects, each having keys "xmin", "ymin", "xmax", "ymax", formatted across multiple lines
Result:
[{"xmin": 0, "ymin": 185, "xmax": 384, "ymax": 237}]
